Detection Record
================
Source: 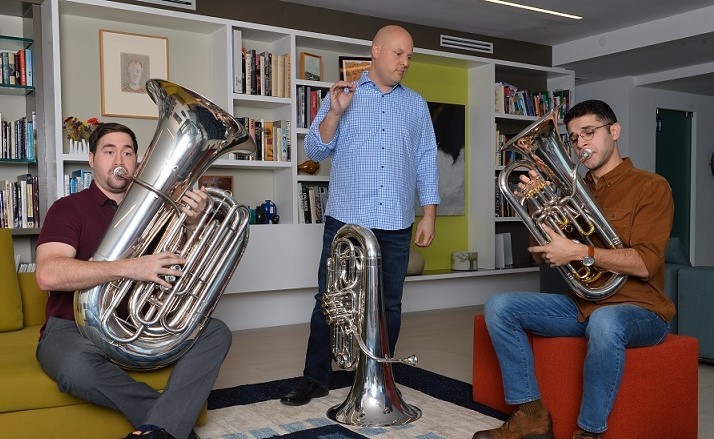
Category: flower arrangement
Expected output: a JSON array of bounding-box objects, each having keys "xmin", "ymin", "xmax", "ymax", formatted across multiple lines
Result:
[{"xmin": 63, "ymin": 116, "xmax": 101, "ymax": 142}]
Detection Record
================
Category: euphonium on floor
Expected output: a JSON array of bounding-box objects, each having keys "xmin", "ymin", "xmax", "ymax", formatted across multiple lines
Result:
[
  {"xmin": 322, "ymin": 224, "xmax": 421, "ymax": 426},
  {"xmin": 498, "ymin": 104, "xmax": 627, "ymax": 301},
  {"xmin": 74, "ymin": 79, "xmax": 256, "ymax": 370}
]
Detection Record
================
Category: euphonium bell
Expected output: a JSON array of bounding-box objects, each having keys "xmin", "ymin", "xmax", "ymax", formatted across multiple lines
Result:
[
  {"xmin": 498, "ymin": 104, "xmax": 627, "ymax": 301},
  {"xmin": 74, "ymin": 79, "xmax": 256, "ymax": 369},
  {"xmin": 323, "ymin": 224, "xmax": 421, "ymax": 426}
]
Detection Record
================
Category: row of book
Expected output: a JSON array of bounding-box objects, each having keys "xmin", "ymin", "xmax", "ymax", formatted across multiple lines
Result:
[
  {"xmin": 0, "ymin": 174, "xmax": 39, "ymax": 229},
  {"xmin": 1, "ymin": 48, "xmax": 33, "ymax": 87},
  {"xmin": 1, "ymin": 112, "xmax": 36, "ymax": 161},
  {"xmin": 494, "ymin": 129, "xmax": 525, "ymax": 166},
  {"xmin": 63, "ymin": 170, "xmax": 93, "ymax": 196},
  {"xmin": 296, "ymin": 85, "xmax": 328, "ymax": 129},
  {"xmin": 495, "ymin": 83, "xmax": 570, "ymax": 118},
  {"xmin": 235, "ymin": 117, "xmax": 291, "ymax": 162},
  {"xmin": 233, "ymin": 42, "xmax": 291, "ymax": 98},
  {"xmin": 297, "ymin": 181, "xmax": 328, "ymax": 224}
]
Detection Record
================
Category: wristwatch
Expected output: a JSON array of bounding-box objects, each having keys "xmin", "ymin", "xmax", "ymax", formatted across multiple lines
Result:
[{"xmin": 582, "ymin": 245, "xmax": 595, "ymax": 267}]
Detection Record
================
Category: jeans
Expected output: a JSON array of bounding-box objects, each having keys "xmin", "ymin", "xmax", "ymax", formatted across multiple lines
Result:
[
  {"xmin": 484, "ymin": 292, "xmax": 668, "ymax": 434},
  {"xmin": 303, "ymin": 216, "xmax": 412, "ymax": 387}
]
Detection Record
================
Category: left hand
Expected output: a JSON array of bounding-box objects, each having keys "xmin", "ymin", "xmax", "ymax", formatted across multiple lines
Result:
[{"xmin": 181, "ymin": 188, "xmax": 209, "ymax": 226}]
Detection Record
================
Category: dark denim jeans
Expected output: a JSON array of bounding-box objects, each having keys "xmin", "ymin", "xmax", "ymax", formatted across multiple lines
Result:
[
  {"xmin": 302, "ymin": 216, "xmax": 412, "ymax": 387},
  {"xmin": 484, "ymin": 292, "xmax": 668, "ymax": 433}
]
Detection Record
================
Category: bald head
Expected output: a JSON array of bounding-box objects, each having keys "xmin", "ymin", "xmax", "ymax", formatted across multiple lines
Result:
[{"xmin": 369, "ymin": 25, "xmax": 414, "ymax": 91}]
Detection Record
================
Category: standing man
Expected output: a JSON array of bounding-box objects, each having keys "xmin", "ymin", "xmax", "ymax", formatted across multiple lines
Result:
[
  {"xmin": 35, "ymin": 123, "xmax": 232, "ymax": 439},
  {"xmin": 281, "ymin": 25, "xmax": 440, "ymax": 406},
  {"xmin": 472, "ymin": 100, "xmax": 675, "ymax": 439}
]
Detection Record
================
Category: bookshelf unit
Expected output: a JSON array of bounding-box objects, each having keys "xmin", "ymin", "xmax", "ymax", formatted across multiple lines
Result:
[
  {"xmin": 0, "ymin": 4, "xmax": 44, "ymax": 264},
  {"xmin": 36, "ymin": 0, "xmax": 572, "ymax": 328}
]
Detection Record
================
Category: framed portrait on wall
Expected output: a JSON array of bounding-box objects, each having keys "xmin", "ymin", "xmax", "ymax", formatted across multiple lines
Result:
[{"xmin": 99, "ymin": 29, "xmax": 169, "ymax": 119}]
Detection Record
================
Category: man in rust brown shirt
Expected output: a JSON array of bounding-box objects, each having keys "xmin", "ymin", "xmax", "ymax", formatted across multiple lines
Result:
[{"xmin": 473, "ymin": 100, "xmax": 674, "ymax": 439}]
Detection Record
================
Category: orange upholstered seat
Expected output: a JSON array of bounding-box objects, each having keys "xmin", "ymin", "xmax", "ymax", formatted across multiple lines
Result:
[{"xmin": 472, "ymin": 314, "xmax": 698, "ymax": 439}]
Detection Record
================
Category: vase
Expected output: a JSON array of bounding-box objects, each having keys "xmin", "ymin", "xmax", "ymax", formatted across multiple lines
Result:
[{"xmin": 407, "ymin": 248, "xmax": 425, "ymax": 275}]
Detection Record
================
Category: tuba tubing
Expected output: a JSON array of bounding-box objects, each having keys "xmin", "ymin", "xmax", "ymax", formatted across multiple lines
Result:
[
  {"xmin": 74, "ymin": 79, "xmax": 256, "ymax": 370},
  {"xmin": 498, "ymin": 105, "xmax": 627, "ymax": 301}
]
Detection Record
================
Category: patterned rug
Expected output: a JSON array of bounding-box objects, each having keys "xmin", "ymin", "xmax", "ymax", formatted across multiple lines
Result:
[{"xmin": 196, "ymin": 364, "xmax": 507, "ymax": 439}]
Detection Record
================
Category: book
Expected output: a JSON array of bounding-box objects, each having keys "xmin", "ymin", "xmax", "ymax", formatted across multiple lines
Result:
[
  {"xmin": 24, "ymin": 48, "xmax": 33, "ymax": 87},
  {"xmin": 232, "ymin": 29, "xmax": 243, "ymax": 94}
]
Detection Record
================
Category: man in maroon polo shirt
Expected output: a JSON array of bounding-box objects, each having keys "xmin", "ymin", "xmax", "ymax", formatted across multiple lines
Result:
[{"xmin": 34, "ymin": 123, "xmax": 231, "ymax": 439}]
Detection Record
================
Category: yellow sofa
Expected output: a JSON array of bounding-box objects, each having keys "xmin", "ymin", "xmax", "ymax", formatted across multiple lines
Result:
[{"xmin": 0, "ymin": 229, "xmax": 205, "ymax": 439}]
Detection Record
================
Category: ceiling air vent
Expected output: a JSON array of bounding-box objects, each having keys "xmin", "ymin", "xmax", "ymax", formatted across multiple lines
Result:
[
  {"xmin": 131, "ymin": 0, "xmax": 196, "ymax": 10},
  {"xmin": 440, "ymin": 34, "xmax": 493, "ymax": 54}
]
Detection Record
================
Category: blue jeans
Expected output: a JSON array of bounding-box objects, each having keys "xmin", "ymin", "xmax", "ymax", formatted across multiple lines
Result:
[
  {"xmin": 484, "ymin": 292, "xmax": 668, "ymax": 434},
  {"xmin": 303, "ymin": 216, "xmax": 412, "ymax": 387}
]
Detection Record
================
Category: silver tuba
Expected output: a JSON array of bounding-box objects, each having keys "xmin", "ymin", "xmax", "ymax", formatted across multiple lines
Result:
[
  {"xmin": 74, "ymin": 79, "xmax": 256, "ymax": 370},
  {"xmin": 322, "ymin": 224, "xmax": 421, "ymax": 426},
  {"xmin": 498, "ymin": 104, "xmax": 627, "ymax": 301}
]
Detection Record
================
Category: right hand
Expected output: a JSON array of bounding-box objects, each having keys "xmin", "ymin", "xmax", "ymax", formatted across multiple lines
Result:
[
  {"xmin": 328, "ymin": 80, "xmax": 356, "ymax": 116},
  {"xmin": 128, "ymin": 251, "xmax": 186, "ymax": 288}
]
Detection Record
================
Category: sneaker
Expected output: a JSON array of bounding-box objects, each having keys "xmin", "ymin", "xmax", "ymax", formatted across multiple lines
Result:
[{"xmin": 472, "ymin": 408, "xmax": 553, "ymax": 439}]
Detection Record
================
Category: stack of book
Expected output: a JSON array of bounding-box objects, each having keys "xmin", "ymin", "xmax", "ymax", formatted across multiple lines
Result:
[
  {"xmin": 64, "ymin": 169, "xmax": 93, "ymax": 196},
  {"xmin": 0, "ymin": 173, "xmax": 39, "ymax": 229},
  {"xmin": 297, "ymin": 181, "xmax": 328, "ymax": 224},
  {"xmin": 234, "ymin": 117, "xmax": 291, "ymax": 161},
  {"xmin": 0, "ymin": 48, "xmax": 33, "ymax": 87},
  {"xmin": 495, "ymin": 82, "xmax": 569, "ymax": 118},
  {"xmin": 0, "ymin": 111, "xmax": 36, "ymax": 161},
  {"xmin": 233, "ymin": 34, "xmax": 290, "ymax": 98}
]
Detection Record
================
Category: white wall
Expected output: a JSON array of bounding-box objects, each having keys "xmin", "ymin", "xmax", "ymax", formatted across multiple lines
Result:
[{"xmin": 575, "ymin": 78, "xmax": 714, "ymax": 266}]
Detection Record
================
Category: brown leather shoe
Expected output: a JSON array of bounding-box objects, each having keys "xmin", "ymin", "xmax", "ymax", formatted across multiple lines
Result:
[
  {"xmin": 572, "ymin": 429, "xmax": 602, "ymax": 439},
  {"xmin": 472, "ymin": 408, "xmax": 553, "ymax": 439}
]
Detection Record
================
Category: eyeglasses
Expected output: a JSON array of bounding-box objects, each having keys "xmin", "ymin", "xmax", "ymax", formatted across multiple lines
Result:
[{"xmin": 568, "ymin": 123, "xmax": 613, "ymax": 145}]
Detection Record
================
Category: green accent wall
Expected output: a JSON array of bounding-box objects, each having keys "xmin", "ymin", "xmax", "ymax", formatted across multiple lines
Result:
[{"xmin": 401, "ymin": 60, "xmax": 469, "ymax": 271}]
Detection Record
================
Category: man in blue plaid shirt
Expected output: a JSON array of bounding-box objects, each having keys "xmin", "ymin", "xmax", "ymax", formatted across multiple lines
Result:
[{"xmin": 281, "ymin": 24, "xmax": 440, "ymax": 406}]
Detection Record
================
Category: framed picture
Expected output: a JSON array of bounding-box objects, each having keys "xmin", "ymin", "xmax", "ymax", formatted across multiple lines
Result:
[
  {"xmin": 198, "ymin": 175, "xmax": 234, "ymax": 192},
  {"xmin": 339, "ymin": 56, "xmax": 371, "ymax": 82},
  {"xmin": 299, "ymin": 52, "xmax": 323, "ymax": 81},
  {"xmin": 99, "ymin": 29, "xmax": 169, "ymax": 119}
]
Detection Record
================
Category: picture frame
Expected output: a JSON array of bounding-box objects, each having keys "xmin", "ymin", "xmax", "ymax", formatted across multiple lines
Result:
[
  {"xmin": 339, "ymin": 56, "xmax": 371, "ymax": 82},
  {"xmin": 99, "ymin": 29, "xmax": 169, "ymax": 119},
  {"xmin": 299, "ymin": 52, "xmax": 323, "ymax": 81},
  {"xmin": 198, "ymin": 175, "xmax": 234, "ymax": 192}
]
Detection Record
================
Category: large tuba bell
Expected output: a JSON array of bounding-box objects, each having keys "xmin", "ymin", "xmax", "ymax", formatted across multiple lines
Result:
[
  {"xmin": 322, "ymin": 224, "xmax": 421, "ymax": 426},
  {"xmin": 74, "ymin": 79, "xmax": 256, "ymax": 370},
  {"xmin": 498, "ymin": 104, "xmax": 627, "ymax": 301}
]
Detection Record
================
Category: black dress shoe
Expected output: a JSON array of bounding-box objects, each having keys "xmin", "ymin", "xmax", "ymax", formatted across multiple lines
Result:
[{"xmin": 280, "ymin": 377, "xmax": 328, "ymax": 406}]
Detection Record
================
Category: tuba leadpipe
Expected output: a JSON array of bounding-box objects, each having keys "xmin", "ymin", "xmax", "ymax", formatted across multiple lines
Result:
[
  {"xmin": 498, "ymin": 105, "xmax": 627, "ymax": 301},
  {"xmin": 74, "ymin": 79, "xmax": 256, "ymax": 370},
  {"xmin": 322, "ymin": 224, "xmax": 421, "ymax": 426}
]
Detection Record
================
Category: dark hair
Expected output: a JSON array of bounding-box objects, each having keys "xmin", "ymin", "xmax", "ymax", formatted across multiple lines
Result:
[
  {"xmin": 88, "ymin": 122, "xmax": 138, "ymax": 154},
  {"xmin": 564, "ymin": 99, "xmax": 618, "ymax": 126}
]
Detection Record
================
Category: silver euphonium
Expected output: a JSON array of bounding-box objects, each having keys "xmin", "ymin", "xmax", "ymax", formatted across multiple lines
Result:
[
  {"xmin": 74, "ymin": 79, "xmax": 256, "ymax": 369},
  {"xmin": 322, "ymin": 224, "xmax": 421, "ymax": 426},
  {"xmin": 498, "ymin": 104, "xmax": 627, "ymax": 301}
]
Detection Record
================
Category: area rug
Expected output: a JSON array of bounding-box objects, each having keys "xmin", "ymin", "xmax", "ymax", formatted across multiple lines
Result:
[{"xmin": 196, "ymin": 364, "xmax": 507, "ymax": 439}]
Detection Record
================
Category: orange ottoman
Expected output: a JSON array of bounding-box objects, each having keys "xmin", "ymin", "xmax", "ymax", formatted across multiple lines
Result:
[{"xmin": 472, "ymin": 314, "xmax": 699, "ymax": 439}]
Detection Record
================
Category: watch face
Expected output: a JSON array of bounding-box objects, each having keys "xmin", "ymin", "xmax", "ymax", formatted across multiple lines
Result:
[{"xmin": 583, "ymin": 256, "xmax": 595, "ymax": 267}]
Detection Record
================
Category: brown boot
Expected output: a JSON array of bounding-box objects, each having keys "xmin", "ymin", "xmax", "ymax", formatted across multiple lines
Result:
[
  {"xmin": 572, "ymin": 429, "xmax": 602, "ymax": 439},
  {"xmin": 472, "ymin": 408, "xmax": 553, "ymax": 439}
]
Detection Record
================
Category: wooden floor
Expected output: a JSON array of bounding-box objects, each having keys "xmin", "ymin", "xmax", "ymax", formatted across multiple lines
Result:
[{"xmin": 215, "ymin": 305, "xmax": 714, "ymax": 437}]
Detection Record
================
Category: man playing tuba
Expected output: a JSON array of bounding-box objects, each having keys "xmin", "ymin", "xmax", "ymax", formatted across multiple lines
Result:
[{"xmin": 35, "ymin": 123, "xmax": 232, "ymax": 439}]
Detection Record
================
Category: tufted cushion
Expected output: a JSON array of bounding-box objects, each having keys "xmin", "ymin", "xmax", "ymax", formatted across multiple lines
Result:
[
  {"xmin": 0, "ymin": 229, "xmax": 23, "ymax": 332},
  {"xmin": 665, "ymin": 237, "xmax": 691, "ymax": 266}
]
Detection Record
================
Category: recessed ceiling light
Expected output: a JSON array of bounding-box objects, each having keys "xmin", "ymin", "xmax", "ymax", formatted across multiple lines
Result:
[{"xmin": 484, "ymin": 0, "xmax": 582, "ymax": 20}]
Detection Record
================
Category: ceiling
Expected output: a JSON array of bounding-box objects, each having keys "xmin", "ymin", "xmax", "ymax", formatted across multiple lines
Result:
[{"xmin": 281, "ymin": 0, "xmax": 714, "ymax": 96}]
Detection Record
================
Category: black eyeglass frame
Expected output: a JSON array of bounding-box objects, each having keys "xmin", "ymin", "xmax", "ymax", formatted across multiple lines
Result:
[{"xmin": 568, "ymin": 123, "xmax": 613, "ymax": 145}]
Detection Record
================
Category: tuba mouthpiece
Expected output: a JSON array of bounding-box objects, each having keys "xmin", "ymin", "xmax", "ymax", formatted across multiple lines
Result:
[
  {"xmin": 113, "ymin": 166, "xmax": 129, "ymax": 180},
  {"xmin": 580, "ymin": 148, "xmax": 593, "ymax": 161}
]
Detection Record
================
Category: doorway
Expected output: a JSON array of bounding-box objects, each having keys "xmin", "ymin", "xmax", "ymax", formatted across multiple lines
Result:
[{"xmin": 655, "ymin": 109, "xmax": 692, "ymax": 257}]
